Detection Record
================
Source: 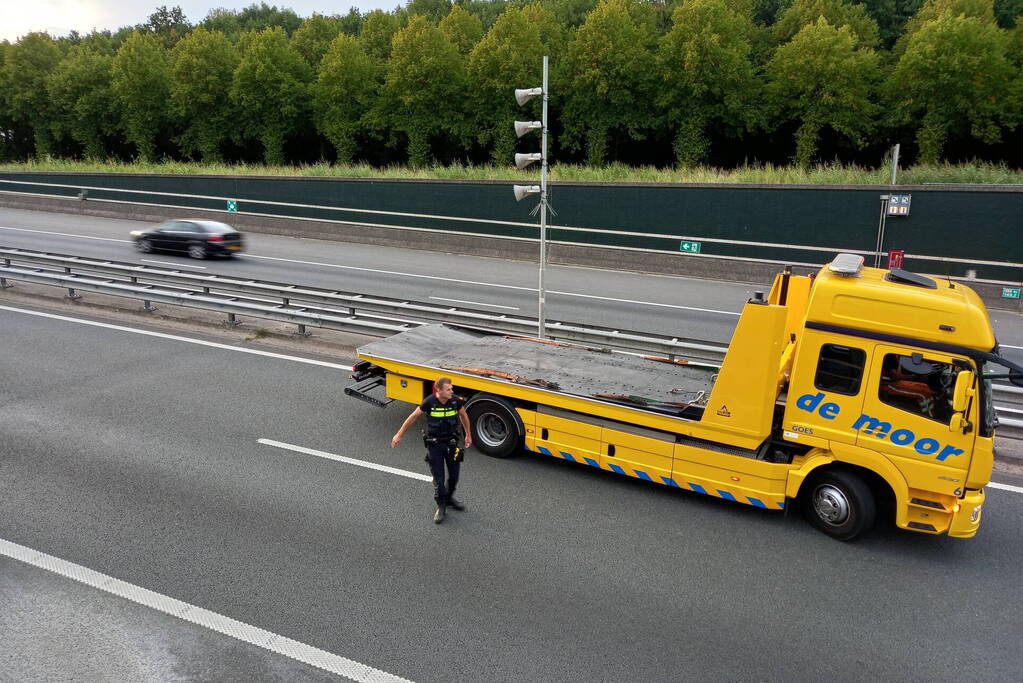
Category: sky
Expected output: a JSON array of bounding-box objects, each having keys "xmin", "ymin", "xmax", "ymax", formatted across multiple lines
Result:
[{"xmin": 1, "ymin": 1, "xmax": 404, "ymax": 42}]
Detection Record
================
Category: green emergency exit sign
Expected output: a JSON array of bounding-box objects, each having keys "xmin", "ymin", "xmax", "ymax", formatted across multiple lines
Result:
[
  {"xmin": 1002, "ymin": 287, "xmax": 1020, "ymax": 299},
  {"xmin": 679, "ymin": 241, "xmax": 702, "ymax": 254}
]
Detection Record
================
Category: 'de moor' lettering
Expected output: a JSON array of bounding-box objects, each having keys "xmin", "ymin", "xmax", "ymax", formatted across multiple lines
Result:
[{"xmin": 795, "ymin": 392, "xmax": 965, "ymax": 462}]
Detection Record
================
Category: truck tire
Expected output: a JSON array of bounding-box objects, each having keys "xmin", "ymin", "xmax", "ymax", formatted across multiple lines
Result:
[
  {"xmin": 466, "ymin": 396, "xmax": 522, "ymax": 458},
  {"xmin": 802, "ymin": 469, "xmax": 876, "ymax": 541}
]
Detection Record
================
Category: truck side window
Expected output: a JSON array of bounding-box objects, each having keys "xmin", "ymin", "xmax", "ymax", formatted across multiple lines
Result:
[
  {"xmin": 878, "ymin": 353, "xmax": 959, "ymax": 423},
  {"xmin": 814, "ymin": 344, "xmax": 866, "ymax": 395}
]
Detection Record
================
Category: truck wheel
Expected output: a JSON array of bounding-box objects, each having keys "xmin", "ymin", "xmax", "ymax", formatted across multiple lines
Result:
[
  {"xmin": 467, "ymin": 397, "xmax": 522, "ymax": 458},
  {"xmin": 802, "ymin": 469, "xmax": 876, "ymax": 541}
]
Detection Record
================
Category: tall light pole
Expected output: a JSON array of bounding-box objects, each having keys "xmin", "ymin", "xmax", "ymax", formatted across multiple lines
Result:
[{"xmin": 513, "ymin": 56, "xmax": 550, "ymax": 338}]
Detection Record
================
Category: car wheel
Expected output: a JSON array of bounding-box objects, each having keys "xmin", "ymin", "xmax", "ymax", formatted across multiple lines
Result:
[
  {"xmin": 466, "ymin": 396, "xmax": 522, "ymax": 458},
  {"xmin": 802, "ymin": 469, "xmax": 876, "ymax": 541},
  {"xmin": 188, "ymin": 243, "xmax": 207, "ymax": 260},
  {"xmin": 136, "ymin": 238, "xmax": 153, "ymax": 254}
]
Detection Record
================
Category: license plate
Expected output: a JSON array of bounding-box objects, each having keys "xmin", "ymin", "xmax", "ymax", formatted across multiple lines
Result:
[{"xmin": 226, "ymin": 245, "xmax": 241, "ymax": 250}]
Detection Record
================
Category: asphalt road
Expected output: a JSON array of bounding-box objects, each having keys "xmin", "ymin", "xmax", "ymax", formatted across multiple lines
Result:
[
  {"xmin": 4, "ymin": 207, "xmax": 1023, "ymax": 368},
  {"xmin": 2, "ymin": 301, "xmax": 1023, "ymax": 681}
]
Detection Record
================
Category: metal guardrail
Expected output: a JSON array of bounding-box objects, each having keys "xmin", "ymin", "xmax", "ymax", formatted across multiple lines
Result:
[
  {"xmin": 2, "ymin": 245, "xmax": 1020, "ymax": 439},
  {"xmin": 0, "ymin": 246, "xmax": 728, "ymax": 361}
]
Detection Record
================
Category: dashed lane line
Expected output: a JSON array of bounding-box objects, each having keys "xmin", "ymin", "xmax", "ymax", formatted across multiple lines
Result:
[
  {"xmin": 258, "ymin": 439, "xmax": 433, "ymax": 482},
  {"xmin": 0, "ymin": 537, "xmax": 414, "ymax": 682},
  {"xmin": 0, "ymin": 305, "xmax": 353, "ymax": 370}
]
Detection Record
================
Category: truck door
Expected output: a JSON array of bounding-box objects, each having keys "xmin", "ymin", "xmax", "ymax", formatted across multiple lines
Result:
[
  {"xmin": 856, "ymin": 346, "xmax": 975, "ymax": 470},
  {"xmin": 784, "ymin": 339, "xmax": 869, "ymax": 448}
]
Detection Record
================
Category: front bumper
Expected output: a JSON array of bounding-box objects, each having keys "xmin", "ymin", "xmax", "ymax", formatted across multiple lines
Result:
[{"xmin": 947, "ymin": 489, "xmax": 985, "ymax": 538}]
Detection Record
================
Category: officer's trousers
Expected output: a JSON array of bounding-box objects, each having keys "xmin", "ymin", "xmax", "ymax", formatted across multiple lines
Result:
[{"xmin": 426, "ymin": 443, "xmax": 460, "ymax": 505}]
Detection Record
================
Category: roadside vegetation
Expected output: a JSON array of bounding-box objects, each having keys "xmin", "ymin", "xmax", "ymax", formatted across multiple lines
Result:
[
  {"xmin": 1, "ymin": 158, "xmax": 1022, "ymax": 185},
  {"xmin": 1, "ymin": 0, "xmax": 1022, "ymax": 175}
]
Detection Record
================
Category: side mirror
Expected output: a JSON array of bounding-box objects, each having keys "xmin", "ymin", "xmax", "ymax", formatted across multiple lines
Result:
[{"xmin": 952, "ymin": 370, "xmax": 974, "ymax": 413}]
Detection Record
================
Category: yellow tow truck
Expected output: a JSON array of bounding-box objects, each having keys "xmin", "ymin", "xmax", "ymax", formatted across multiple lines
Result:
[{"xmin": 347, "ymin": 254, "xmax": 1021, "ymax": 540}]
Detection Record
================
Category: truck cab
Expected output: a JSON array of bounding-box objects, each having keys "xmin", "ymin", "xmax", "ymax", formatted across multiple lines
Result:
[{"xmin": 777, "ymin": 254, "xmax": 997, "ymax": 538}]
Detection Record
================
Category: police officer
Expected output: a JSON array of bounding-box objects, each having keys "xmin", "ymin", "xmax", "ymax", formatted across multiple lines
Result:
[{"xmin": 390, "ymin": 377, "xmax": 472, "ymax": 524}]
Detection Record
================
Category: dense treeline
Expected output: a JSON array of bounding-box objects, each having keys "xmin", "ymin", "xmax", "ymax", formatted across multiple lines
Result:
[{"xmin": 1, "ymin": 0, "xmax": 1021, "ymax": 169}]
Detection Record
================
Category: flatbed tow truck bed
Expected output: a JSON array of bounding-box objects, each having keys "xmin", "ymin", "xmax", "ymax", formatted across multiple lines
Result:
[{"xmin": 351, "ymin": 324, "xmax": 715, "ymax": 418}]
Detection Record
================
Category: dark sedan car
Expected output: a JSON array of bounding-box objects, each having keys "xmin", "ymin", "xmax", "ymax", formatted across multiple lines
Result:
[{"xmin": 131, "ymin": 220, "xmax": 245, "ymax": 259}]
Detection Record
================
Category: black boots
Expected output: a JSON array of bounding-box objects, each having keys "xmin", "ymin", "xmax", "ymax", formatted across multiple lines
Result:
[
  {"xmin": 447, "ymin": 497, "xmax": 465, "ymax": 512},
  {"xmin": 433, "ymin": 504, "xmax": 446, "ymax": 524}
]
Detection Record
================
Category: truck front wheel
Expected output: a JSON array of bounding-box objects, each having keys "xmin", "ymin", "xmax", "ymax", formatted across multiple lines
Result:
[
  {"xmin": 802, "ymin": 469, "xmax": 876, "ymax": 541},
  {"xmin": 466, "ymin": 396, "xmax": 522, "ymax": 458}
]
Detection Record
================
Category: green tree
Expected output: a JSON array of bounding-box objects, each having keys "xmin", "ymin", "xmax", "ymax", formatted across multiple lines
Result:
[
  {"xmin": 292, "ymin": 14, "xmax": 342, "ymax": 67},
  {"xmin": 170, "ymin": 27, "xmax": 239, "ymax": 161},
  {"xmin": 767, "ymin": 18, "xmax": 879, "ymax": 167},
  {"xmin": 406, "ymin": 0, "xmax": 454, "ymax": 23},
  {"xmin": 230, "ymin": 27, "xmax": 312, "ymax": 164},
  {"xmin": 774, "ymin": 0, "xmax": 881, "ymax": 48},
  {"xmin": 143, "ymin": 5, "xmax": 192, "ymax": 48},
  {"xmin": 658, "ymin": 0, "xmax": 762, "ymax": 166},
  {"xmin": 338, "ymin": 7, "xmax": 364, "ymax": 36},
  {"xmin": 201, "ymin": 3, "xmax": 303, "ymax": 39},
  {"xmin": 111, "ymin": 31, "xmax": 171, "ymax": 161},
  {"xmin": 543, "ymin": 0, "xmax": 601, "ymax": 27},
  {"xmin": 467, "ymin": 3, "xmax": 564, "ymax": 163},
  {"xmin": 5, "ymin": 32, "xmax": 63, "ymax": 157},
  {"xmin": 0, "ymin": 41, "xmax": 18, "ymax": 160},
  {"xmin": 459, "ymin": 0, "xmax": 514, "ymax": 28},
  {"xmin": 440, "ymin": 4, "xmax": 484, "ymax": 54},
  {"xmin": 887, "ymin": 12, "xmax": 1015, "ymax": 162},
  {"xmin": 314, "ymin": 34, "xmax": 381, "ymax": 162},
  {"xmin": 859, "ymin": 0, "xmax": 923, "ymax": 48},
  {"xmin": 995, "ymin": 0, "xmax": 1023, "ymax": 27},
  {"xmin": 377, "ymin": 15, "xmax": 466, "ymax": 166},
  {"xmin": 560, "ymin": 0, "xmax": 659, "ymax": 164},
  {"xmin": 46, "ymin": 47, "xmax": 115, "ymax": 159},
  {"xmin": 892, "ymin": 0, "xmax": 994, "ymax": 55},
  {"xmin": 361, "ymin": 10, "xmax": 401, "ymax": 60}
]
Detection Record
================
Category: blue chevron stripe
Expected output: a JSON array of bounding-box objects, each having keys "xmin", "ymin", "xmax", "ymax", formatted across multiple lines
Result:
[
  {"xmin": 609, "ymin": 464, "xmax": 626, "ymax": 475},
  {"xmin": 584, "ymin": 457, "xmax": 600, "ymax": 468},
  {"xmin": 537, "ymin": 446, "xmax": 553, "ymax": 456},
  {"xmin": 717, "ymin": 490, "xmax": 737, "ymax": 502},
  {"xmin": 747, "ymin": 497, "xmax": 768, "ymax": 509},
  {"xmin": 635, "ymin": 470, "xmax": 653, "ymax": 482},
  {"xmin": 688, "ymin": 483, "xmax": 707, "ymax": 495},
  {"xmin": 560, "ymin": 451, "xmax": 577, "ymax": 462},
  {"xmin": 661, "ymin": 477, "xmax": 680, "ymax": 487}
]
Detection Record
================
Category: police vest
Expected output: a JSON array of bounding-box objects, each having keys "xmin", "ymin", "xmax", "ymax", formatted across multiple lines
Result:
[{"xmin": 421, "ymin": 395, "xmax": 462, "ymax": 438}]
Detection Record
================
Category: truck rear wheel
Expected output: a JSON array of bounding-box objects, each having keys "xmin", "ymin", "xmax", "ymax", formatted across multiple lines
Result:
[
  {"xmin": 802, "ymin": 469, "xmax": 876, "ymax": 541},
  {"xmin": 466, "ymin": 396, "xmax": 522, "ymax": 458}
]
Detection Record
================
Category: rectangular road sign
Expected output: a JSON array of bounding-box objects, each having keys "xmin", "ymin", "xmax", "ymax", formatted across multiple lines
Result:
[
  {"xmin": 1002, "ymin": 288, "xmax": 1020, "ymax": 299},
  {"xmin": 679, "ymin": 241, "xmax": 702, "ymax": 254}
]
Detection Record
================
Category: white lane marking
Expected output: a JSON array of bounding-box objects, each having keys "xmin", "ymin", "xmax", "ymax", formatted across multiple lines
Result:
[
  {"xmin": 140, "ymin": 259, "xmax": 207, "ymax": 270},
  {"xmin": 0, "ymin": 537, "xmax": 412, "ymax": 682},
  {"xmin": 0, "ymin": 305, "xmax": 353, "ymax": 370},
  {"xmin": 429, "ymin": 296, "xmax": 519, "ymax": 311},
  {"xmin": 549, "ymin": 290, "xmax": 741, "ymax": 316},
  {"xmin": 0, "ymin": 224, "xmax": 742, "ymax": 316},
  {"xmin": 0, "ymin": 225, "xmax": 132, "ymax": 243},
  {"xmin": 248, "ymin": 253, "xmax": 533, "ymax": 291},
  {"xmin": 1001, "ymin": 344, "xmax": 1023, "ymax": 350},
  {"xmin": 989, "ymin": 481, "xmax": 1023, "ymax": 494},
  {"xmin": 248, "ymin": 254, "xmax": 741, "ymax": 316},
  {"xmin": 259, "ymin": 439, "xmax": 433, "ymax": 482}
]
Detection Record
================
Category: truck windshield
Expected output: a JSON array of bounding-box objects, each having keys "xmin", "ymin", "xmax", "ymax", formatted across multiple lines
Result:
[{"xmin": 979, "ymin": 362, "xmax": 997, "ymax": 437}]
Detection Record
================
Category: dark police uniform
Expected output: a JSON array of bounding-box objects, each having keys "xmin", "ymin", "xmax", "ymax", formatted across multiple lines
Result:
[{"xmin": 420, "ymin": 393, "xmax": 464, "ymax": 507}]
